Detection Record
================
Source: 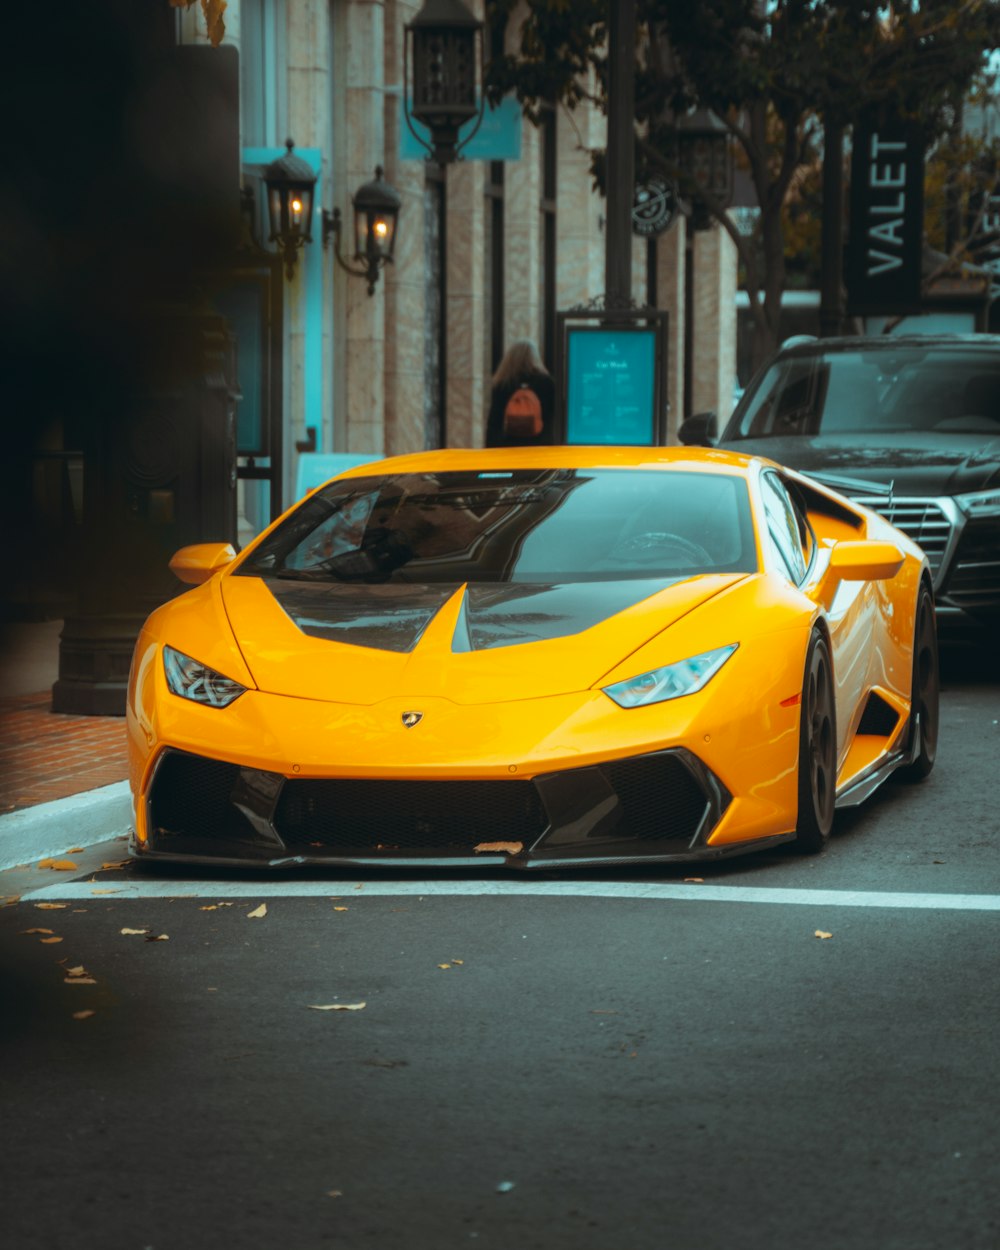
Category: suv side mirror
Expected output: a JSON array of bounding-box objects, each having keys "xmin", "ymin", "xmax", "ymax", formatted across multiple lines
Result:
[{"xmin": 678, "ymin": 411, "xmax": 718, "ymax": 447}]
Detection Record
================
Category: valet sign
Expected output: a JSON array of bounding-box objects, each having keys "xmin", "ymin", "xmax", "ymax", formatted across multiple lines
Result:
[{"xmin": 847, "ymin": 114, "xmax": 925, "ymax": 315}]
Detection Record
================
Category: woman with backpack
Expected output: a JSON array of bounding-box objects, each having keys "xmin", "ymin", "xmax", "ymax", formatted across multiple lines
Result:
[{"xmin": 485, "ymin": 338, "xmax": 556, "ymax": 447}]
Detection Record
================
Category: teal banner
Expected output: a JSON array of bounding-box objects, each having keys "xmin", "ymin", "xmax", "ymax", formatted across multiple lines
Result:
[{"xmin": 400, "ymin": 97, "xmax": 522, "ymax": 162}]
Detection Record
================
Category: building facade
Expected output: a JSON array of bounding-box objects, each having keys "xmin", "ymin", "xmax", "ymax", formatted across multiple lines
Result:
[{"xmin": 181, "ymin": 0, "xmax": 737, "ymax": 537}]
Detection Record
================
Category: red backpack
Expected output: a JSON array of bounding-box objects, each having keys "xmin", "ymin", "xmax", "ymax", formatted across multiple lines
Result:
[{"xmin": 502, "ymin": 383, "xmax": 543, "ymax": 438}]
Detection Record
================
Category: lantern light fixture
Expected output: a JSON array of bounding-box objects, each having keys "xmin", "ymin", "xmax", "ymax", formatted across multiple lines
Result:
[
  {"xmin": 403, "ymin": 0, "xmax": 485, "ymax": 165},
  {"xmin": 671, "ymin": 108, "xmax": 734, "ymax": 229},
  {"xmin": 323, "ymin": 167, "xmax": 402, "ymax": 296},
  {"xmin": 263, "ymin": 139, "xmax": 318, "ymax": 280}
]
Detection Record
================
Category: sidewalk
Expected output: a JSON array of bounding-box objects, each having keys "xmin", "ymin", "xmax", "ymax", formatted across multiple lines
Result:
[{"xmin": 0, "ymin": 620, "xmax": 131, "ymax": 869}]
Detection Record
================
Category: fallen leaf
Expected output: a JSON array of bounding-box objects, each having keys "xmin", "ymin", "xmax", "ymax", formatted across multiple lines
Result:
[
  {"xmin": 200, "ymin": 905, "xmax": 220, "ymax": 911},
  {"xmin": 326, "ymin": 1189, "xmax": 344, "ymax": 1199},
  {"xmin": 308, "ymin": 1002, "xmax": 366, "ymax": 1011},
  {"xmin": 65, "ymin": 965, "xmax": 86, "ymax": 976},
  {"xmin": 20, "ymin": 927, "xmax": 54, "ymax": 935},
  {"xmin": 65, "ymin": 977, "xmax": 96, "ymax": 985},
  {"xmin": 684, "ymin": 877, "xmax": 705, "ymax": 883},
  {"xmin": 91, "ymin": 889, "xmax": 120, "ymax": 896},
  {"xmin": 815, "ymin": 930, "xmax": 833, "ymax": 940},
  {"xmin": 2, "ymin": 895, "xmax": 22, "ymax": 907},
  {"xmin": 474, "ymin": 841, "xmax": 523, "ymax": 855},
  {"xmin": 34, "ymin": 903, "xmax": 68, "ymax": 910},
  {"xmin": 40, "ymin": 936, "xmax": 64, "ymax": 944},
  {"xmin": 120, "ymin": 928, "xmax": 148, "ymax": 936},
  {"xmin": 450, "ymin": 959, "xmax": 464, "ymax": 965},
  {"xmin": 100, "ymin": 861, "xmax": 130, "ymax": 871},
  {"xmin": 353, "ymin": 884, "xmax": 364, "ymax": 890},
  {"xmin": 145, "ymin": 934, "xmax": 169, "ymax": 942},
  {"xmin": 72, "ymin": 1010, "xmax": 96, "ymax": 1021},
  {"xmin": 66, "ymin": 847, "xmax": 85, "ymax": 853},
  {"xmin": 37, "ymin": 859, "xmax": 78, "ymax": 871},
  {"xmin": 437, "ymin": 963, "xmax": 453, "ymax": 970},
  {"xmin": 247, "ymin": 904, "xmax": 267, "ymax": 919}
]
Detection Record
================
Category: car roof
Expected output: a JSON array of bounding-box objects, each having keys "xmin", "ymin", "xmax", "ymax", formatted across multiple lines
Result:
[
  {"xmin": 330, "ymin": 445, "xmax": 763, "ymax": 479},
  {"xmin": 775, "ymin": 334, "xmax": 1000, "ymax": 360}
]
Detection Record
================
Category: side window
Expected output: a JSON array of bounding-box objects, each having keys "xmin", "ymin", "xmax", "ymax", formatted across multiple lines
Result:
[{"xmin": 761, "ymin": 474, "xmax": 811, "ymax": 584}]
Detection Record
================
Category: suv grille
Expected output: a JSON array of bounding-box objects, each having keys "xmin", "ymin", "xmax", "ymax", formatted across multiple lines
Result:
[{"xmin": 850, "ymin": 495, "xmax": 952, "ymax": 579}]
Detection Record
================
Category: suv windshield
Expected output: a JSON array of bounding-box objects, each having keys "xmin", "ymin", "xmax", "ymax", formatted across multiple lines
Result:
[
  {"xmin": 239, "ymin": 468, "xmax": 757, "ymax": 584},
  {"xmin": 727, "ymin": 347, "xmax": 1000, "ymax": 440}
]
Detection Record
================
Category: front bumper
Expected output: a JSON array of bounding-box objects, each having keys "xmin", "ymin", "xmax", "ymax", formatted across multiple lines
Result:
[{"xmin": 130, "ymin": 744, "xmax": 789, "ymax": 869}]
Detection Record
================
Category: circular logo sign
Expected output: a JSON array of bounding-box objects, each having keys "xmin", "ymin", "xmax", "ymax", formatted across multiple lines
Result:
[{"xmin": 632, "ymin": 176, "xmax": 678, "ymax": 238}]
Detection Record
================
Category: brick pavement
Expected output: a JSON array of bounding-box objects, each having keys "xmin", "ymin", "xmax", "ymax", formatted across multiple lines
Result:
[{"xmin": 0, "ymin": 691, "xmax": 128, "ymax": 814}]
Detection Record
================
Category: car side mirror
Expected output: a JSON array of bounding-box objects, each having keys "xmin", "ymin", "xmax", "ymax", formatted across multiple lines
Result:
[
  {"xmin": 678, "ymin": 411, "xmax": 718, "ymax": 447},
  {"xmin": 812, "ymin": 540, "xmax": 904, "ymax": 608},
  {"xmin": 169, "ymin": 542, "xmax": 237, "ymax": 585},
  {"xmin": 829, "ymin": 540, "xmax": 905, "ymax": 582}
]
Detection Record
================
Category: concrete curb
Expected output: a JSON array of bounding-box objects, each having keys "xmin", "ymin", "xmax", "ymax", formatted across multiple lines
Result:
[{"xmin": 0, "ymin": 781, "xmax": 132, "ymax": 871}]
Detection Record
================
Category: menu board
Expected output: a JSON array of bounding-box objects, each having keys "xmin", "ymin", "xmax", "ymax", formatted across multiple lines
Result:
[{"xmin": 565, "ymin": 328, "xmax": 657, "ymax": 445}]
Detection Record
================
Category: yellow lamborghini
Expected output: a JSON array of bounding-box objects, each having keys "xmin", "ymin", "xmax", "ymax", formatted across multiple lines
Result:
[{"xmin": 126, "ymin": 446, "xmax": 939, "ymax": 868}]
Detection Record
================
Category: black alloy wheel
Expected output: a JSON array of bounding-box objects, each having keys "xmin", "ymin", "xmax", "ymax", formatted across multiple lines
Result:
[
  {"xmin": 794, "ymin": 631, "xmax": 837, "ymax": 853},
  {"xmin": 897, "ymin": 582, "xmax": 939, "ymax": 782}
]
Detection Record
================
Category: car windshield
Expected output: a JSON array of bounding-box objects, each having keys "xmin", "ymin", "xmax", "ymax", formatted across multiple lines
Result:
[
  {"xmin": 238, "ymin": 468, "xmax": 757, "ymax": 584},
  {"xmin": 726, "ymin": 347, "xmax": 1000, "ymax": 439}
]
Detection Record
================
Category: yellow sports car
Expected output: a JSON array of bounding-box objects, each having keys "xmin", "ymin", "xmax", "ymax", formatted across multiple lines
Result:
[{"xmin": 126, "ymin": 446, "xmax": 939, "ymax": 868}]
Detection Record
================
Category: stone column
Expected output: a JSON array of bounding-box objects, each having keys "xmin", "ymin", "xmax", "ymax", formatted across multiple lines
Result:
[
  {"xmin": 691, "ymin": 223, "xmax": 738, "ymax": 427},
  {"xmin": 503, "ymin": 113, "xmax": 543, "ymax": 346},
  {"xmin": 655, "ymin": 218, "xmax": 687, "ymax": 443},
  {"xmin": 384, "ymin": 0, "xmax": 428, "ymax": 455},
  {"xmin": 343, "ymin": 0, "xmax": 387, "ymax": 455},
  {"xmin": 445, "ymin": 158, "xmax": 486, "ymax": 447},
  {"xmin": 556, "ymin": 104, "xmax": 605, "ymax": 310}
]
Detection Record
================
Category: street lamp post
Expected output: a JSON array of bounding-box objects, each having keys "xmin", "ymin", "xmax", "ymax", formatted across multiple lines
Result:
[
  {"xmin": 605, "ymin": 0, "xmax": 636, "ymax": 306},
  {"xmin": 404, "ymin": 0, "xmax": 485, "ymax": 165}
]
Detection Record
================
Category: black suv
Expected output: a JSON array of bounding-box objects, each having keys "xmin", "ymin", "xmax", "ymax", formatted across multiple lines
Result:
[{"xmin": 681, "ymin": 335, "xmax": 1000, "ymax": 631}]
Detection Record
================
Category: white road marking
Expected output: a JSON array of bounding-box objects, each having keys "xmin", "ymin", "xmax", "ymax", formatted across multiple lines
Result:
[{"xmin": 18, "ymin": 877, "xmax": 1000, "ymax": 910}]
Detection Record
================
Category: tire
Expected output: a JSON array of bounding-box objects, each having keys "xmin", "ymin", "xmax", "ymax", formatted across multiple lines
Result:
[
  {"xmin": 794, "ymin": 631, "xmax": 837, "ymax": 854},
  {"xmin": 897, "ymin": 582, "xmax": 939, "ymax": 782}
]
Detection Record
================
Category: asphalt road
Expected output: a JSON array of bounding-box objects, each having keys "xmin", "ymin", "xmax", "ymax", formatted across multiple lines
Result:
[{"xmin": 1, "ymin": 642, "xmax": 998, "ymax": 1250}]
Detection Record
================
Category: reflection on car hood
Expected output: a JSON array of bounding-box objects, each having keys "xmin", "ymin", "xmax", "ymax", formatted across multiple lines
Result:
[
  {"xmin": 220, "ymin": 573, "xmax": 746, "ymax": 705},
  {"xmin": 721, "ymin": 432, "xmax": 1000, "ymax": 497}
]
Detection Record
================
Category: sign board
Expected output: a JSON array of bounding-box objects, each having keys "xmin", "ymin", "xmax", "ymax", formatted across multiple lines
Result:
[
  {"xmin": 846, "ymin": 114, "xmax": 925, "ymax": 315},
  {"xmin": 400, "ymin": 96, "xmax": 522, "ymax": 162},
  {"xmin": 632, "ymin": 176, "xmax": 678, "ymax": 238},
  {"xmin": 564, "ymin": 327, "xmax": 660, "ymax": 445}
]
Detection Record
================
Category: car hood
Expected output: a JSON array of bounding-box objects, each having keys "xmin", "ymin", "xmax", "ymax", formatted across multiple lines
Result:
[
  {"xmin": 720, "ymin": 432, "xmax": 1000, "ymax": 497},
  {"xmin": 220, "ymin": 573, "xmax": 746, "ymax": 705}
]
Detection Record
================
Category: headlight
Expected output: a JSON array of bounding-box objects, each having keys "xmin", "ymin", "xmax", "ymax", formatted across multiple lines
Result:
[
  {"xmin": 163, "ymin": 646, "xmax": 247, "ymax": 708},
  {"xmin": 957, "ymin": 487, "xmax": 1000, "ymax": 519},
  {"xmin": 602, "ymin": 644, "xmax": 738, "ymax": 709}
]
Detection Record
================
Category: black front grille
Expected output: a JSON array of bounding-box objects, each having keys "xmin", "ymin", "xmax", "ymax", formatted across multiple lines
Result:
[
  {"xmin": 148, "ymin": 752, "xmax": 259, "ymax": 843},
  {"xmin": 946, "ymin": 522, "xmax": 1000, "ymax": 608},
  {"xmin": 599, "ymin": 753, "xmax": 710, "ymax": 842},
  {"xmin": 145, "ymin": 748, "xmax": 723, "ymax": 861},
  {"xmin": 275, "ymin": 778, "xmax": 549, "ymax": 852}
]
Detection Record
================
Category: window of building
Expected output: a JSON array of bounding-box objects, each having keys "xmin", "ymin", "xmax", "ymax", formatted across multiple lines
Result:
[{"xmin": 240, "ymin": 0, "xmax": 287, "ymax": 147}]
